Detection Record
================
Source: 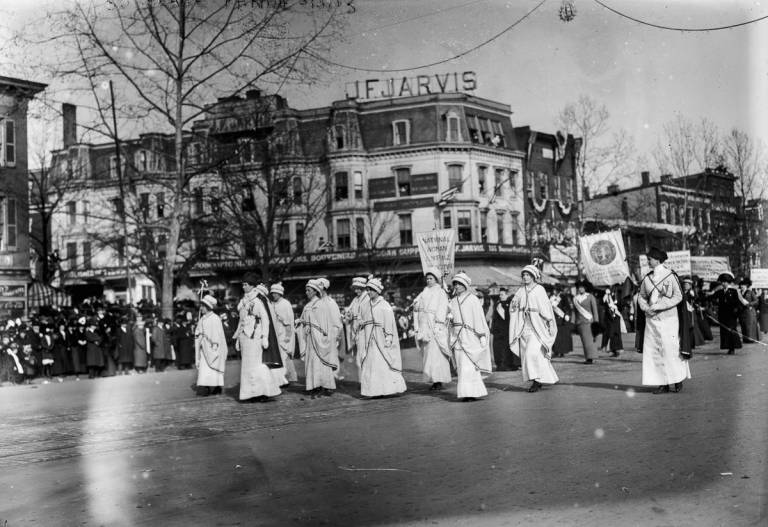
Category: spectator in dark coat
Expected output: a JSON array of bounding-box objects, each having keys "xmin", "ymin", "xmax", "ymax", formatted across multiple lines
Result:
[
  {"xmin": 132, "ymin": 319, "xmax": 149, "ymax": 373},
  {"xmin": 115, "ymin": 318, "xmax": 135, "ymax": 375},
  {"xmin": 151, "ymin": 318, "xmax": 174, "ymax": 372},
  {"xmin": 85, "ymin": 320, "xmax": 104, "ymax": 379},
  {"xmin": 174, "ymin": 318, "xmax": 195, "ymax": 370}
]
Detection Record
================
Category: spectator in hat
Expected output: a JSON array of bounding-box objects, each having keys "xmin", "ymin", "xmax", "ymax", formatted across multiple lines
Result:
[
  {"xmin": 174, "ymin": 315, "xmax": 195, "ymax": 370},
  {"xmin": 85, "ymin": 319, "xmax": 104, "ymax": 379},
  {"xmin": 412, "ymin": 267, "xmax": 452, "ymax": 390},
  {"xmin": 637, "ymin": 247, "xmax": 691, "ymax": 393},
  {"xmin": 508, "ymin": 263, "xmax": 559, "ymax": 393},
  {"xmin": 132, "ymin": 318, "xmax": 149, "ymax": 374},
  {"xmin": 234, "ymin": 273, "xmax": 281, "ymax": 402},
  {"xmin": 448, "ymin": 271, "xmax": 491, "ymax": 401},
  {"xmin": 708, "ymin": 272, "xmax": 743, "ymax": 355},
  {"xmin": 357, "ymin": 277, "xmax": 407, "ymax": 398},
  {"xmin": 195, "ymin": 294, "xmax": 228, "ymax": 396},
  {"xmin": 151, "ymin": 318, "xmax": 174, "ymax": 372},
  {"xmin": 115, "ymin": 317, "xmax": 135, "ymax": 375}
]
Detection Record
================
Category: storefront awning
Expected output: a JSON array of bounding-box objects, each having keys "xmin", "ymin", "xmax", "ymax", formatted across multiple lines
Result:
[{"xmin": 28, "ymin": 281, "xmax": 71, "ymax": 309}]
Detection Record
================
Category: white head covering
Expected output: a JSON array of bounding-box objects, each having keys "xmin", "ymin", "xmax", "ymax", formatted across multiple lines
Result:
[
  {"xmin": 366, "ymin": 277, "xmax": 383, "ymax": 294},
  {"xmin": 452, "ymin": 272, "xmax": 471, "ymax": 290},
  {"xmin": 318, "ymin": 278, "xmax": 330, "ymax": 290},
  {"xmin": 351, "ymin": 276, "xmax": 367, "ymax": 289},
  {"xmin": 270, "ymin": 283, "xmax": 285, "ymax": 295},
  {"xmin": 522, "ymin": 264, "xmax": 541, "ymax": 282},
  {"xmin": 306, "ymin": 279, "xmax": 322, "ymax": 295},
  {"xmin": 201, "ymin": 294, "xmax": 217, "ymax": 310},
  {"xmin": 425, "ymin": 266, "xmax": 442, "ymax": 282},
  {"xmin": 255, "ymin": 284, "xmax": 270, "ymax": 297}
]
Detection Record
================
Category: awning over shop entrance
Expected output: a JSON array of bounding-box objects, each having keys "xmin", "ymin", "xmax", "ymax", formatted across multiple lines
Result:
[{"xmin": 28, "ymin": 281, "xmax": 71, "ymax": 309}]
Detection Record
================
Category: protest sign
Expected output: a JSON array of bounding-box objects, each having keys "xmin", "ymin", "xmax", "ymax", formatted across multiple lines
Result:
[
  {"xmin": 579, "ymin": 230, "xmax": 629, "ymax": 286},
  {"xmin": 415, "ymin": 229, "xmax": 456, "ymax": 280}
]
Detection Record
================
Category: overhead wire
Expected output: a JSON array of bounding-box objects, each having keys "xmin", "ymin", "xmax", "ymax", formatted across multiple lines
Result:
[
  {"xmin": 351, "ymin": 0, "xmax": 491, "ymax": 37},
  {"xmin": 305, "ymin": 0, "xmax": 547, "ymax": 73},
  {"xmin": 592, "ymin": 0, "xmax": 768, "ymax": 31}
]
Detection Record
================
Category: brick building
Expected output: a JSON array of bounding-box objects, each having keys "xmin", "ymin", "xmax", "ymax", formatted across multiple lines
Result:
[{"xmin": 0, "ymin": 75, "xmax": 46, "ymax": 318}]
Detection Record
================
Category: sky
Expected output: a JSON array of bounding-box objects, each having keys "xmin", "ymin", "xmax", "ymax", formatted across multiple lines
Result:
[{"xmin": 1, "ymin": 0, "xmax": 767, "ymax": 181}]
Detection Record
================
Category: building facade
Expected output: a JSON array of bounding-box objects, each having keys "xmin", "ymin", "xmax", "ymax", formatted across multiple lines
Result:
[
  {"xmin": 48, "ymin": 90, "xmax": 540, "ymax": 305},
  {"xmin": 0, "ymin": 75, "xmax": 46, "ymax": 318}
]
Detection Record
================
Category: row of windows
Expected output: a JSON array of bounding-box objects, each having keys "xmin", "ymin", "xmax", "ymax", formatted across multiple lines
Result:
[
  {"xmin": 525, "ymin": 171, "xmax": 575, "ymax": 202},
  {"xmin": 659, "ymin": 203, "xmax": 711, "ymax": 229}
]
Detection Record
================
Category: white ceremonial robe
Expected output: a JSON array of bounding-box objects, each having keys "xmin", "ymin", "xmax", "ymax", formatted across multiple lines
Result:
[
  {"xmin": 449, "ymin": 291, "xmax": 492, "ymax": 398},
  {"xmin": 352, "ymin": 292, "xmax": 370, "ymax": 369},
  {"xmin": 297, "ymin": 296, "xmax": 339, "ymax": 390},
  {"xmin": 195, "ymin": 311, "xmax": 228, "ymax": 388},
  {"xmin": 508, "ymin": 284, "xmax": 559, "ymax": 385},
  {"xmin": 638, "ymin": 264, "xmax": 691, "ymax": 386},
  {"xmin": 413, "ymin": 284, "xmax": 452, "ymax": 384},
  {"xmin": 235, "ymin": 290, "xmax": 281, "ymax": 400},
  {"xmin": 358, "ymin": 296, "xmax": 407, "ymax": 397},
  {"xmin": 345, "ymin": 292, "xmax": 366, "ymax": 365},
  {"xmin": 273, "ymin": 297, "xmax": 297, "ymax": 382}
]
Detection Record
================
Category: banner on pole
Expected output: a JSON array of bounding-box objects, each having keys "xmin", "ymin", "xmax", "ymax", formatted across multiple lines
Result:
[
  {"xmin": 691, "ymin": 256, "xmax": 732, "ymax": 283},
  {"xmin": 639, "ymin": 250, "xmax": 691, "ymax": 277},
  {"xmin": 415, "ymin": 229, "xmax": 456, "ymax": 280},
  {"xmin": 750, "ymin": 268, "xmax": 768, "ymax": 289},
  {"xmin": 579, "ymin": 230, "xmax": 630, "ymax": 286}
]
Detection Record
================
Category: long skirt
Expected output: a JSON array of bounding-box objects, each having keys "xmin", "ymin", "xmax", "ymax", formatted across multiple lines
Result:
[
  {"xmin": 697, "ymin": 309, "xmax": 713, "ymax": 340},
  {"xmin": 360, "ymin": 344, "xmax": 406, "ymax": 397},
  {"xmin": 720, "ymin": 319, "xmax": 743, "ymax": 351},
  {"xmin": 739, "ymin": 308, "xmax": 760, "ymax": 343},
  {"xmin": 70, "ymin": 346, "xmax": 86, "ymax": 374},
  {"xmin": 759, "ymin": 307, "xmax": 768, "ymax": 334},
  {"xmin": 576, "ymin": 323, "xmax": 598, "ymax": 359},
  {"xmin": 552, "ymin": 323, "xmax": 573, "ymax": 357},
  {"xmin": 454, "ymin": 345, "xmax": 488, "ymax": 398},
  {"xmin": 281, "ymin": 349, "xmax": 298, "ymax": 383},
  {"xmin": 518, "ymin": 325, "xmax": 558, "ymax": 385},
  {"xmin": 239, "ymin": 336, "xmax": 280, "ymax": 400},
  {"xmin": 304, "ymin": 346, "xmax": 337, "ymax": 391},
  {"xmin": 419, "ymin": 338, "xmax": 452, "ymax": 384},
  {"xmin": 600, "ymin": 316, "xmax": 624, "ymax": 352},
  {"xmin": 641, "ymin": 313, "xmax": 691, "ymax": 386}
]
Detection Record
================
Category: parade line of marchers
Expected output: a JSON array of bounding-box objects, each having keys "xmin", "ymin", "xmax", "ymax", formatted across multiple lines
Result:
[{"xmin": 190, "ymin": 247, "xmax": 757, "ymax": 403}]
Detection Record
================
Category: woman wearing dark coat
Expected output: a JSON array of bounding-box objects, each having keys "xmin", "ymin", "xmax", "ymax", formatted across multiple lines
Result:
[
  {"xmin": 550, "ymin": 288, "xmax": 574, "ymax": 357},
  {"xmin": 174, "ymin": 319, "xmax": 196, "ymax": 370},
  {"xmin": 70, "ymin": 321, "xmax": 88, "ymax": 378},
  {"xmin": 151, "ymin": 319, "xmax": 174, "ymax": 372},
  {"xmin": 51, "ymin": 323, "xmax": 71, "ymax": 377},
  {"xmin": 710, "ymin": 273, "xmax": 744, "ymax": 354},
  {"xmin": 573, "ymin": 280, "xmax": 600, "ymax": 364},
  {"xmin": 599, "ymin": 286, "xmax": 625, "ymax": 357},
  {"xmin": 759, "ymin": 289, "xmax": 768, "ymax": 335},
  {"xmin": 738, "ymin": 279, "xmax": 760, "ymax": 343},
  {"xmin": 132, "ymin": 319, "xmax": 149, "ymax": 372},
  {"xmin": 115, "ymin": 319, "xmax": 135, "ymax": 375},
  {"xmin": 85, "ymin": 321, "xmax": 104, "ymax": 378}
]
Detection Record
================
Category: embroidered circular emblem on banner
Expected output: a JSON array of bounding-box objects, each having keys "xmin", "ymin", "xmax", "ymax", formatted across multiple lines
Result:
[{"xmin": 590, "ymin": 240, "xmax": 617, "ymax": 265}]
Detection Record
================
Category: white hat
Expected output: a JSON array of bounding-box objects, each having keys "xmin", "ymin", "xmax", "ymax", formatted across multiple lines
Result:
[
  {"xmin": 255, "ymin": 284, "xmax": 270, "ymax": 297},
  {"xmin": 351, "ymin": 276, "xmax": 367, "ymax": 289},
  {"xmin": 425, "ymin": 266, "xmax": 442, "ymax": 281},
  {"xmin": 366, "ymin": 277, "xmax": 383, "ymax": 293},
  {"xmin": 306, "ymin": 279, "xmax": 322, "ymax": 295},
  {"xmin": 452, "ymin": 272, "xmax": 471, "ymax": 289},
  {"xmin": 318, "ymin": 278, "xmax": 330, "ymax": 290},
  {"xmin": 522, "ymin": 264, "xmax": 541, "ymax": 281},
  {"xmin": 270, "ymin": 283, "xmax": 285, "ymax": 295},
  {"xmin": 201, "ymin": 294, "xmax": 217, "ymax": 310}
]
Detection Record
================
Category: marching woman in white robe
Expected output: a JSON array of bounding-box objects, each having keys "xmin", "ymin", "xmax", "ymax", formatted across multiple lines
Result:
[
  {"xmin": 297, "ymin": 279, "xmax": 339, "ymax": 396},
  {"xmin": 358, "ymin": 277, "xmax": 407, "ymax": 397},
  {"xmin": 508, "ymin": 264, "xmax": 559, "ymax": 392},
  {"xmin": 345, "ymin": 277, "xmax": 368, "ymax": 371},
  {"xmin": 638, "ymin": 248, "xmax": 691, "ymax": 393},
  {"xmin": 270, "ymin": 283, "xmax": 297, "ymax": 383},
  {"xmin": 194, "ymin": 295, "xmax": 228, "ymax": 396},
  {"xmin": 412, "ymin": 267, "xmax": 452, "ymax": 390},
  {"xmin": 448, "ymin": 272, "xmax": 492, "ymax": 401},
  {"xmin": 234, "ymin": 273, "xmax": 281, "ymax": 402}
]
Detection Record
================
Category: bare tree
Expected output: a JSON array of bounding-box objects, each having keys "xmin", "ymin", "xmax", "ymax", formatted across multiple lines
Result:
[
  {"xmin": 722, "ymin": 128, "xmax": 767, "ymax": 274},
  {"xmin": 653, "ymin": 115, "xmax": 722, "ymax": 179},
  {"xmin": 19, "ymin": 0, "xmax": 345, "ymax": 317}
]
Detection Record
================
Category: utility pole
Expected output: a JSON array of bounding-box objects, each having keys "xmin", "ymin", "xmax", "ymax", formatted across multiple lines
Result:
[{"xmin": 109, "ymin": 80, "xmax": 133, "ymax": 305}]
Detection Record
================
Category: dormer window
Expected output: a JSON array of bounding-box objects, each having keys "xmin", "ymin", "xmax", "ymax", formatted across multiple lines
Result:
[
  {"xmin": 334, "ymin": 125, "xmax": 345, "ymax": 149},
  {"xmin": 393, "ymin": 120, "xmax": 410, "ymax": 146}
]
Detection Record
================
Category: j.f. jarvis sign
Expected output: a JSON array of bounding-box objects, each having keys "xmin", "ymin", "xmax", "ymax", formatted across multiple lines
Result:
[{"xmin": 345, "ymin": 71, "xmax": 477, "ymax": 100}]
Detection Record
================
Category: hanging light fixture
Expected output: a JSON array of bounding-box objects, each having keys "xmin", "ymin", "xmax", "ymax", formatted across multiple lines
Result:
[{"xmin": 559, "ymin": 0, "xmax": 577, "ymax": 22}]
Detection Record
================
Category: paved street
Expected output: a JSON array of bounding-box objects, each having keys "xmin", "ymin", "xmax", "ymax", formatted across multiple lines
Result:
[{"xmin": 1, "ymin": 332, "xmax": 767, "ymax": 526}]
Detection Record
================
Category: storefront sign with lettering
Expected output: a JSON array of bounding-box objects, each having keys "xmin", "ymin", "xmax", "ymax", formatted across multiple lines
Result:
[{"xmin": 345, "ymin": 71, "xmax": 477, "ymax": 100}]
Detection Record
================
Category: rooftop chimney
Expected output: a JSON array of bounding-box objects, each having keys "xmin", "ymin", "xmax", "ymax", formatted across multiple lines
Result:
[
  {"xmin": 245, "ymin": 89, "xmax": 262, "ymax": 99},
  {"xmin": 660, "ymin": 174, "xmax": 672, "ymax": 184},
  {"xmin": 607, "ymin": 183, "xmax": 620, "ymax": 194},
  {"xmin": 641, "ymin": 171, "xmax": 650, "ymax": 186},
  {"xmin": 62, "ymin": 103, "xmax": 76, "ymax": 148}
]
